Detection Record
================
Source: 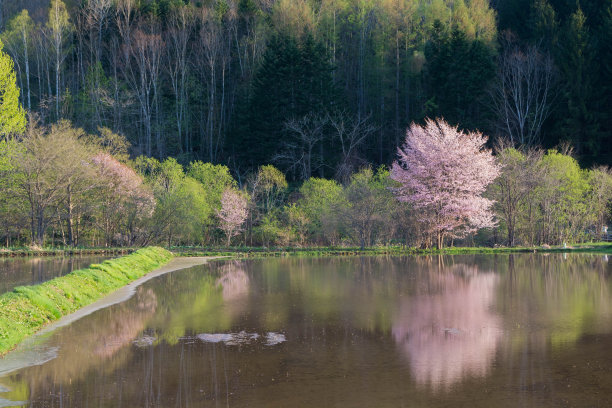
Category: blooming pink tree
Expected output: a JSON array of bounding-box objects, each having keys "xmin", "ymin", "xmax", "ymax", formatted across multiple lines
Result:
[
  {"xmin": 217, "ymin": 188, "xmax": 248, "ymax": 246},
  {"xmin": 391, "ymin": 118, "xmax": 500, "ymax": 248},
  {"xmin": 92, "ymin": 152, "xmax": 155, "ymax": 245}
]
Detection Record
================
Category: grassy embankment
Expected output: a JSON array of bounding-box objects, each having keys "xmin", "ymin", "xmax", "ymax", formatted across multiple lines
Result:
[
  {"xmin": 173, "ymin": 242, "xmax": 612, "ymax": 258},
  {"xmin": 0, "ymin": 247, "xmax": 173, "ymax": 356}
]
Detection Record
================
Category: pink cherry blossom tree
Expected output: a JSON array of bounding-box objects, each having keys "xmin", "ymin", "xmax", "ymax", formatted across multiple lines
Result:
[
  {"xmin": 391, "ymin": 118, "xmax": 500, "ymax": 249},
  {"xmin": 92, "ymin": 152, "xmax": 155, "ymax": 245},
  {"xmin": 217, "ymin": 188, "xmax": 248, "ymax": 246}
]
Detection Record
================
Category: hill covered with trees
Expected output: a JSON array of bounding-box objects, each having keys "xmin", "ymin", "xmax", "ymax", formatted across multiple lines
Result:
[
  {"xmin": 0, "ymin": 0, "xmax": 611, "ymax": 249},
  {"xmin": 0, "ymin": 0, "xmax": 610, "ymax": 175}
]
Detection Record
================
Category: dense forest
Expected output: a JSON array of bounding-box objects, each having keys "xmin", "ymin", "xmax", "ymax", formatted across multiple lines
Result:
[
  {"xmin": 1, "ymin": 0, "xmax": 611, "ymax": 249},
  {"xmin": 0, "ymin": 0, "xmax": 610, "ymax": 179}
]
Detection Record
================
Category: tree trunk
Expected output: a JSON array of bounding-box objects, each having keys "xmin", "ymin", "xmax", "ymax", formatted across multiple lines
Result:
[
  {"xmin": 437, "ymin": 232, "xmax": 444, "ymax": 250},
  {"xmin": 66, "ymin": 184, "xmax": 74, "ymax": 246},
  {"xmin": 23, "ymin": 31, "xmax": 31, "ymax": 112},
  {"xmin": 36, "ymin": 210, "xmax": 45, "ymax": 246}
]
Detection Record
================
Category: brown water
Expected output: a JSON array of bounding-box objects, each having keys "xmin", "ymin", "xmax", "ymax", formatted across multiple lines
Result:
[
  {"xmin": 0, "ymin": 255, "xmax": 112, "ymax": 294},
  {"xmin": 1, "ymin": 254, "xmax": 612, "ymax": 407}
]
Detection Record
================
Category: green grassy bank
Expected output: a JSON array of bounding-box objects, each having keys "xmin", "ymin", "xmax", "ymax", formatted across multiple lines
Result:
[
  {"xmin": 173, "ymin": 242, "xmax": 612, "ymax": 258},
  {"xmin": 0, "ymin": 247, "xmax": 173, "ymax": 356}
]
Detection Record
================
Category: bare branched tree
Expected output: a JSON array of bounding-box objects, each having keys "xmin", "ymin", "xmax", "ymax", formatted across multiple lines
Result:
[
  {"xmin": 80, "ymin": 0, "xmax": 112, "ymax": 127},
  {"xmin": 196, "ymin": 6, "xmax": 233, "ymax": 162},
  {"xmin": 275, "ymin": 113, "xmax": 328, "ymax": 180},
  {"xmin": 166, "ymin": 5, "xmax": 195, "ymax": 154},
  {"xmin": 45, "ymin": 0, "xmax": 73, "ymax": 119},
  {"xmin": 329, "ymin": 111, "xmax": 376, "ymax": 182},
  {"xmin": 490, "ymin": 33, "xmax": 555, "ymax": 147},
  {"xmin": 122, "ymin": 20, "xmax": 164, "ymax": 157},
  {"xmin": 491, "ymin": 138, "xmax": 543, "ymax": 246},
  {"xmin": 84, "ymin": 0, "xmax": 111, "ymax": 62}
]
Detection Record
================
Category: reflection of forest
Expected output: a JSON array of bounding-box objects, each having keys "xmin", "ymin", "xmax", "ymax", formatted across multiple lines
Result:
[
  {"xmin": 1, "ymin": 255, "xmax": 612, "ymax": 407},
  {"xmin": 392, "ymin": 263, "xmax": 502, "ymax": 391},
  {"xmin": 498, "ymin": 254, "xmax": 612, "ymax": 345},
  {"xmin": 495, "ymin": 254, "xmax": 612, "ymax": 402},
  {"xmin": 5, "ymin": 286, "xmax": 157, "ymax": 399}
]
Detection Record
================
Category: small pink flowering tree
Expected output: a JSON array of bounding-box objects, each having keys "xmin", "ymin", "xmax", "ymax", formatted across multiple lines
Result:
[
  {"xmin": 217, "ymin": 188, "xmax": 249, "ymax": 246},
  {"xmin": 391, "ymin": 118, "xmax": 500, "ymax": 249}
]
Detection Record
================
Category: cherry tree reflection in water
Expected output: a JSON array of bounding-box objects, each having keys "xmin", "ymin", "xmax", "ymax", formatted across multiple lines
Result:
[
  {"xmin": 214, "ymin": 260, "xmax": 250, "ymax": 322},
  {"xmin": 215, "ymin": 261, "xmax": 250, "ymax": 301},
  {"xmin": 392, "ymin": 263, "xmax": 502, "ymax": 391}
]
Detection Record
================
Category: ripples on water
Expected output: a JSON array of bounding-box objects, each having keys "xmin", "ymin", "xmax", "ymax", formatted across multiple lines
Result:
[{"xmin": 0, "ymin": 254, "xmax": 611, "ymax": 407}]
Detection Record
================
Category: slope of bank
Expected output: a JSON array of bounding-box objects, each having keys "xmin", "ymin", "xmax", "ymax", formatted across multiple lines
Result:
[{"xmin": 0, "ymin": 247, "xmax": 173, "ymax": 356}]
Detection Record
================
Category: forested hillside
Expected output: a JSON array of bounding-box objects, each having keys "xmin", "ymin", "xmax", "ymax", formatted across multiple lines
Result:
[{"xmin": 1, "ymin": 0, "xmax": 610, "ymax": 179}]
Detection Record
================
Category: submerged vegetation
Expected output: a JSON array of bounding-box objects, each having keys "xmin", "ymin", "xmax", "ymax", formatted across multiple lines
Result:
[{"xmin": 0, "ymin": 246, "xmax": 172, "ymax": 355}]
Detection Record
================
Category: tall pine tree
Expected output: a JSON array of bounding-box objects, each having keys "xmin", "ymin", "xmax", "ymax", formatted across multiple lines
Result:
[
  {"xmin": 557, "ymin": 6, "xmax": 600, "ymax": 159},
  {"xmin": 424, "ymin": 23, "xmax": 495, "ymax": 129},
  {"xmin": 231, "ymin": 32, "xmax": 337, "ymax": 170}
]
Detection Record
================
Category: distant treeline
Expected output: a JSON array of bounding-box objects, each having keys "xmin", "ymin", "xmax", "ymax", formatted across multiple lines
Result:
[
  {"xmin": 0, "ymin": 0, "xmax": 610, "ymax": 176},
  {"xmin": 1, "ymin": 121, "xmax": 611, "ymax": 248}
]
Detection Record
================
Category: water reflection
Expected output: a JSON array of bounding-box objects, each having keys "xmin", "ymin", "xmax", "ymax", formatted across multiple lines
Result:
[
  {"xmin": 0, "ymin": 255, "xmax": 611, "ymax": 407},
  {"xmin": 0, "ymin": 256, "xmax": 111, "ymax": 294},
  {"xmin": 20, "ymin": 286, "xmax": 156, "ymax": 392},
  {"xmin": 392, "ymin": 263, "xmax": 501, "ymax": 391},
  {"xmin": 216, "ymin": 261, "xmax": 250, "ymax": 301}
]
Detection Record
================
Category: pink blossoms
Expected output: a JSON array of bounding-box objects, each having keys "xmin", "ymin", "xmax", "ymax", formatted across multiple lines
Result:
[
  {"xmin": 217, "ymin": 189, "xmax": 249, "ymax": 246},
  {"xmin": 391, "ymin": 118, "xmax": 500, "ymax": 248}
]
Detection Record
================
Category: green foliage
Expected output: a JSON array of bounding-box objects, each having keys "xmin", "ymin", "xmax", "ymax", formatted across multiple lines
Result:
[
  {"xmin": 587, "ymin": 166, "xmax": 612, "ymax": 234},
  {"xmin": 529, "ymin": 0, "xmax": 559, "ymax": 47},
  {"xmin": 490, "ymin": 146, "xmax": 612, "ymax": 247},
  {"xmin": 250, "ymin": 164, "xmax": 288, "ymax": 212},
  {"xmin": 555, "ymin": 7, "xmax": 600, "ymax": 158},
  {"xmin": 253, "ymin": 211, "xmax": 286, "ymax": 247},
  {"xmin": 95, "ymin": 127, "xmax": 131, "ymax": 163},
  {"xmin": 537, "ymin": 149, "xmax": 591, "ymax": 241},
  {"xmin": 0, "ymin": 40, "xmax": 26, "ymax": 139},
  {"xmin": 343, "ymin": 167, "xmax": 397, "ymax": 248},
  {"xmin": 0, "ymin": 139, "xmax": 26, "ymax": 243},
  {"xmin": 294, "ymin": 178, "xmax": 346, "ymax": 244},
  {"xmin": 150, "ymin": 174, "xmax": 210, "ymax": 245},
  {"xmin": 0, "ymin": 247, "xmax": 172, "ymax": 355},
  {"xmin": 187, "ymin": 161, "xmax": 237, "ymax": 209},
  {"xmin": 423, "ymin": 23, "xmax": 495, "ymax": 129},
  {"xmin": 76, "ymin": 62, "xmax": 111, "ymax": 127}
]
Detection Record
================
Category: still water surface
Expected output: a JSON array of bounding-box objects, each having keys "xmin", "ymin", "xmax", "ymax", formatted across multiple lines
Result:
[
  {"xmin": 1, "ymin": 254, "xmax": 612, "ymax": 407},
  {"xmin": 0, "ymin": 256, "xmax": 112, "ymax": 294}
]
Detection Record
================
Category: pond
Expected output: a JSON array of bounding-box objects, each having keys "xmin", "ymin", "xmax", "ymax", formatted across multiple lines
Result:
[
  {"xmin": 0, "ymin": 255, "xmax": 113, "ymax": 294},
  {"xmin": 0, "ymin": 254, "xmax": 611, "ymax": 407}
]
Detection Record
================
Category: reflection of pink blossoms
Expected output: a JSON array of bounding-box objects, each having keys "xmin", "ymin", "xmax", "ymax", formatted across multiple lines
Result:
[
  {"xmin": 217, "ymin": 189, "xmax": 248, "ymax": 246},
  {"xmin": 392, "ymin": 268, "xmax": 501, "ymax": 391},
  {"xmin": 216, "ymin": 262, "xmax": 250, "ymax": 301},
  {"xmin": 391, "ymin": 118, "xmax": 500, "ymax": 247}
]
